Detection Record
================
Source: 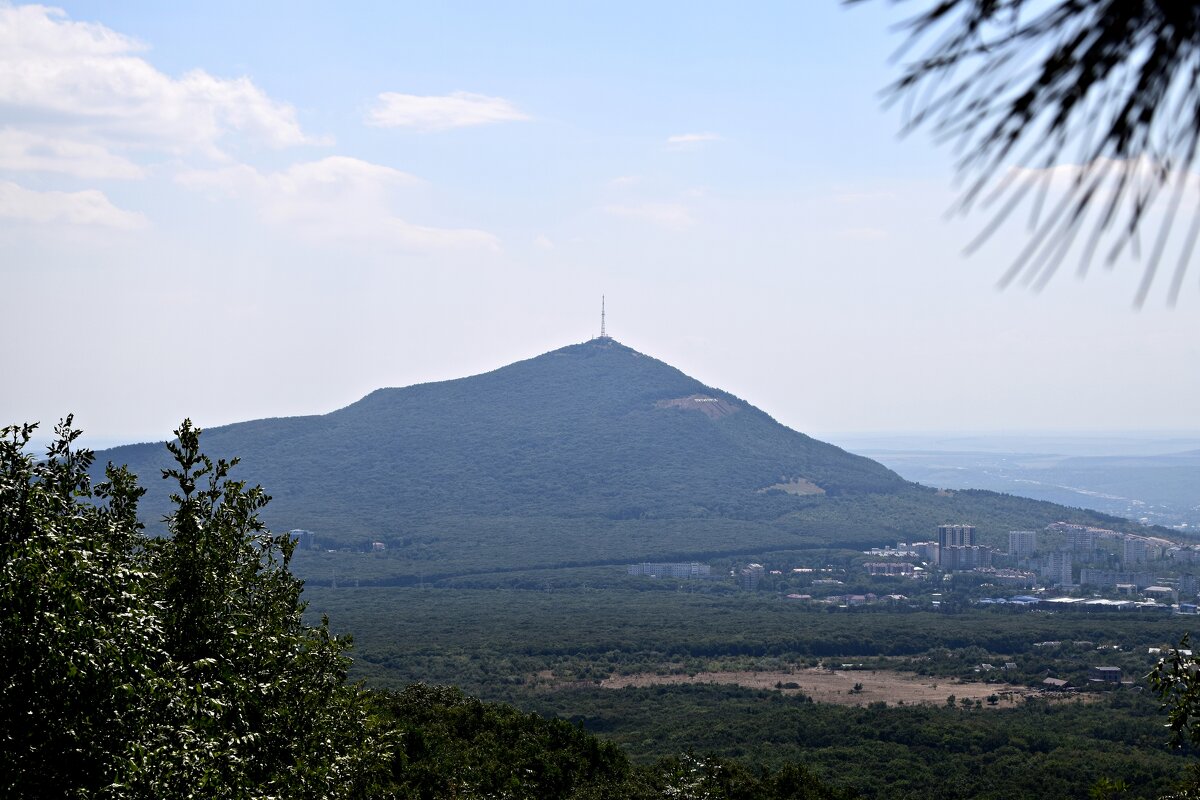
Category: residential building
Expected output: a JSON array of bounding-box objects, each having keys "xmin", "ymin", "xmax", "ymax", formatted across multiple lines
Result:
[
  {"xmin": 1079, "ymin": 569, "xmax": 1157, "ymax": 590},
  {"xmin": 864, "ymin": 562, "xmax": 916, "ymax": 576},
  {"xmin": 940, "ymin": 545, "xmax": 992, "ymax": 571},
  {"xmin": 908, "ymin": 541, "xmax": 939, "ymax": 562},
  {"xmin": 938, "ymin": 524, "xmax": 976, "ymax": 549},
  {"xmin": 1170, "ymin": 548, "xmax": 1200, "ymax": 566},
  {"xmin": 1041, "ymin": 551, "xmax": 1073, "ymax": 587},
  {"xmin": 982, "ymin": 569, "xmax": 1036, "ymax": 589},
  {"xmin": 738, "ymin": 563, "xmax": 765, "ymax": 591},
  {"xmin": 289, "ymin": 529, "xmax": 316, "ymax": 549},
  {"xmin": 1067, "ymin": 529, "xmax": 1097, "ymax": 552},
  {"xmin": 936, "ymin": 524, "xmax": 978, "ymax": 568},
  {"xmin": 1123, "ymin": 537, "xmax": 1148, "ymax": 566},
  {"xmin": 1089, "ymin": 666, "xmax": 1122, "ymax": 683},
  {"xmin": 628, "ymin": 562, "xmax": 712, "ymax": 579},
  {"xmin": 1009, "ymin": 530, "xmax": 1037, "ymax": 559}
]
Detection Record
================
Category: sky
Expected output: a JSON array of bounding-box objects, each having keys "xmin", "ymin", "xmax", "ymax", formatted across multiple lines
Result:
[{"xmin": 3, "ymin": 1, "xmax": 1199, "ymax": 448}]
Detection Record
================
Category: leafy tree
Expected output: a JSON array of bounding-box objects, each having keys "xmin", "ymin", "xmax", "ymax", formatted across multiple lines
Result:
[
  {"xmin": 0, "ymin": 417, "xmax": 160, "ymax": 796},
  {"xmin": 1088, "ymin": 776, "xmax": 1129, "ymax": 800},
  {"xmin": 1149, "ymin": 635, "xmax": 1200, "ymax": 750},
  {"xmin": 377, "ymin": 683, "xmax": 639, "ymax": 799},
  {"xmin": 0, "ymin": 417, "xmax": 392, "ymax": 798},
  {"xmin": 1147, "ymin": 635, "xmax": 1200, "ymax": 799},
  {"xmin": 854, "ymin": 0, "xmax": 1200, "ymax": 305}
]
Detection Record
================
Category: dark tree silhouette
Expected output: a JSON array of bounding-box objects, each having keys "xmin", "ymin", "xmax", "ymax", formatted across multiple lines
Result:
[{"xmin": 855, "ymin": 1, "xmax": 1200, "ymax": 305}]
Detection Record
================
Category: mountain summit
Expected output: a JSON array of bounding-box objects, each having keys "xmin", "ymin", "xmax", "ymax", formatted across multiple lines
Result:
[{"xmin": 91, "ymin": 339, "xmax": 1111, "ymax": 582}]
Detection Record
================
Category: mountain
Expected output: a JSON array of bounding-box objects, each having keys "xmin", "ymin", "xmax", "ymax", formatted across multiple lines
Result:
[{"xmin": 92, "ymin": 338, "xmax": 1130, "ymax": 583}]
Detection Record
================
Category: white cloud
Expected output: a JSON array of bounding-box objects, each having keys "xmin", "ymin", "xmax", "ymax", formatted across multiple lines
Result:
[
  {"xmin": 533, "ymin": 234, "xmax": 554, "ymax": 250},
  {"xmin": 178, "ymin": 156, "xmax": 499, "ymax": 250},
  {"xmin": 0, "ymin": 179, "xmax": 147, "ymax": 229},
  {"xmin": 179, "ymin": 156, "xmax": 423, "ymax": 196},
  {"xmin": 365, "ymin": 91, "xmax": 529, "ymax": 131},
  {"xmin": 604, "ymin": 202, "xmax": 695, "ymax": 230},
  {"xmin": 0, "ymin": 129, "xmax": 144, "ymax": 178},
  {"xmin": 608, "ymin": 175, "xmax": 641, "ymax": 187},
  {"xmin": 0, "ymin": 4, "xmax": 318, "ymax": 173},
  {"xmin": 1004, "ymin": 155, "xmax": 1199, "ymax": 196},
  {"xmin": 666, "ymin": 132, "xmax": 722, "ymax": 150}
]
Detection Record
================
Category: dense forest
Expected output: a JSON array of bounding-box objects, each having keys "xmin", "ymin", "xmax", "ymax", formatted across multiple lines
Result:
[{"xmin": 11, "ymin": 418, "xmax": 1200, "ymax": 799}]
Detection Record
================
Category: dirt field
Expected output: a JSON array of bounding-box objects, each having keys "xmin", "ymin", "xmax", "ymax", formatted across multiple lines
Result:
[{"xmin": 595, "ymin": 667, "xmax": 1052, "ymax": 708}]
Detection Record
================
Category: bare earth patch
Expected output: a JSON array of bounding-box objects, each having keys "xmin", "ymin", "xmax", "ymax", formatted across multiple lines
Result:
[
  {"xmin": 758, "ymin": 478, "xmax": 825, "ymax": 496},
  {"xmin": 654, "ymin": 395, "xmax": 739, "ymax": 420},
  {"xmin": 594, "ymin": 667, "xmax": 1065, "ymax": 708}
]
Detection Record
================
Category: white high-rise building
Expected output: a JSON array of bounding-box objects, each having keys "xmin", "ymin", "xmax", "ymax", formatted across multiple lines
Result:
[
  {"xmin": 1041, "ymin": 551, "xmax": 1073, "ymax": 587},
  {"xmin": 1123, "ymin": 537, "xmax": 1148, "ymax": 566},
  {"xmin": 1008, "ymin": 530, "xmax": 1037, "ymax": 559}
]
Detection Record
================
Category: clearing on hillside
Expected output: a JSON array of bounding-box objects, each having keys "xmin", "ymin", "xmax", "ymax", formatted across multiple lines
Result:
[
  {"xmin": 654, "ymin": 394, "xmax": 739, "ymax": 419},
  {"xmin": 594, "ymin": 667, "xmax": 1076, "ymax": 708},
  {"xmin": 758, "ymin": 477, "xmax": 826, "ymax": 496}
]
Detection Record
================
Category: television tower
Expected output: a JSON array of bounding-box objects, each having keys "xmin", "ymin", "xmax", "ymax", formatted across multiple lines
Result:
[{"xmin": 600, "ymin": 295, "xmax": 607, "ymax": 338}]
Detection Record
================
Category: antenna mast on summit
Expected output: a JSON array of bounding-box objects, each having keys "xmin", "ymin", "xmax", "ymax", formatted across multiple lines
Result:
[{"xmin": 600, "ymin": 295, "xmax": 607, "ymax": 338}]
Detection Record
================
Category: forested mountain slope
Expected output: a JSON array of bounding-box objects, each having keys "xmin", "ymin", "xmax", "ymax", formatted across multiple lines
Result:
[{"xmin": 91, "ymin": 338, "xmax": 1131, "ymax": 582}]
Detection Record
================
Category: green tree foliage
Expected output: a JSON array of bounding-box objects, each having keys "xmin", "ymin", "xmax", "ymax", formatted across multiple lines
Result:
[
  {"xmin": 1149, "ymin": 635, "xmax": 1200, "ymax": 800},
  {"xmin": 642, "ymin": 754, "xmax": 853, "ymax": 800},
  {"xmin": 0, "ymin": 418, "xmax": 160, "ymax": 796},
  {"xmin": 378, "ymin": 683, "xmax": 636, "ymax": 799},
  {"xmin": 527, "ymin": 683, "xmax": 1187, "ymax": 799},
  {"xmin": 0, "ymin": 417, "xmax": 391, "ymax": 798},
  {"xmin": 372, "ymin": 683, "xmax": 855, "ymax": 800}
]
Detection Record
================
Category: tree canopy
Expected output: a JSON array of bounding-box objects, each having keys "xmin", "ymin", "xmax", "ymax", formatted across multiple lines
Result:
[{"xmin": 0, "ymin": 417, "xmax": 392, "ymax": 799}]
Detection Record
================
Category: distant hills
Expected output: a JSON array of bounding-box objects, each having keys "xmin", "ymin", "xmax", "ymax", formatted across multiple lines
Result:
[
  {"xmin": 91, "ymin": 338, "xmax": 1135, "ymax": 584},
  {"xmin": 858, "ymin": 444, "xmax": 1200, "ymax": 530}
]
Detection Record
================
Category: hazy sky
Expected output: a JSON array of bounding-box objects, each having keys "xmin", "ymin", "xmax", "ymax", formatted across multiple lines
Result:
[{"xmin": 4, "ymin": 1, "xmax": 1198, "ymax": 446}]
